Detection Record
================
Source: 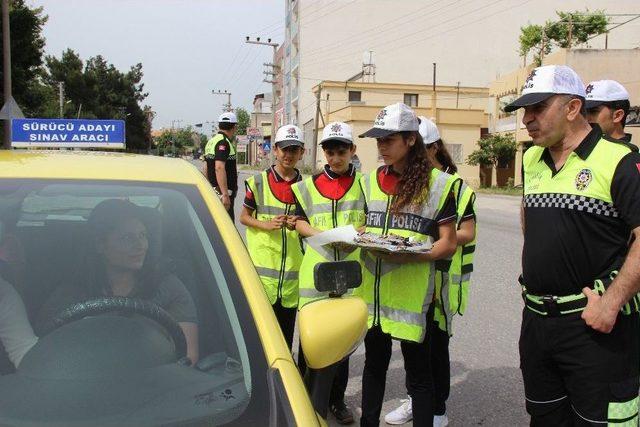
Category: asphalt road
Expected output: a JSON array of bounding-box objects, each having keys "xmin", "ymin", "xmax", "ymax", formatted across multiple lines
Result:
[{"xmin": 192, "ymin": 161, "xmax": 528, "ymax": 426}]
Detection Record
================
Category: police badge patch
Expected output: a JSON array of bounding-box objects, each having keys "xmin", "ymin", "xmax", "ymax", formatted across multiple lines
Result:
[{"xmin": 575, "ymin": 168, "xmax": 592, "ymax": 191}]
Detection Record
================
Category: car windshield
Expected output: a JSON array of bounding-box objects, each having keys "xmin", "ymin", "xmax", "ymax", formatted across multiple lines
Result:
[{"xmin": 0, "ymin": 179, "xmax": 269, "ymax": 426}]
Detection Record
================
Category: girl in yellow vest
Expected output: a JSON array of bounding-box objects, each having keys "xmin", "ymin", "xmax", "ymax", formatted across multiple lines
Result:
[
  {"xmin": 384, "ymin": 117, "xmax": 477, "ymax": 427},
  {"xmin": 356, "ymin": 103, "xmax": 458, "ymax": 427},
  {"xmin": 239, "ymin": 125, "xmax": 305, "ymax": 350},
  {"xmin": 292, "ymin": 121, "xmax": 365, "ymax": 424}
]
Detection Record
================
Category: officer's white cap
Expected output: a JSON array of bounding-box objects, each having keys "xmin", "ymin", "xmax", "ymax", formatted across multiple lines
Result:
[
  {"xmin": 585, "ymin": 80, "xmax": 630, "ymax": 109},
  {"xmin": 321, "ymin": 122, "xmax": 353, "ymax": 145},
  {"xmin": 418, "ymin": 116, "xmax": 440, "ymax": 145},
  {"xmin": 360, "ymin": 103, "xmax": 419, "ymax": 138},
  {"xmin": 504, "ymin": 65, "xmax": 586, "ymax": 113},
  {"xmin": 274, "ymin": 124, "xmax": 304, "ymax": 149},
  {"xmin": 218, "ymin": 112, "xmax": 238, "ymax": 124}
]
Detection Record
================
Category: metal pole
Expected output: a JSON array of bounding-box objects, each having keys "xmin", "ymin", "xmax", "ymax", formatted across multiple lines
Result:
[
  {"xmin": 2, "ymin": 0, "xmax": 11, "ymax": 149},
  {"xmin": 432, "ymin": 63, "xmax": 436, "ymax": 92},
  {"xmin": 456, "ymin": 82, "xmax": 460, "ymax": 109},
  {"xmin": 312, "ymin": 85, "xmax": 321, "ymax": 169},
  {"xmin": 271, "ymin": 44, "xmax": 277, "ymax": 139},
  {"xmin": 58, "ymin": 82, "xmax": 64, "ymax": 118}
]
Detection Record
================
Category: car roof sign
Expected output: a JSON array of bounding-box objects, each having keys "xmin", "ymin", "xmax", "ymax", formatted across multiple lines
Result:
[{"xmin": 11, "ymin": 118, "xmax": 126, "ymax": 149}]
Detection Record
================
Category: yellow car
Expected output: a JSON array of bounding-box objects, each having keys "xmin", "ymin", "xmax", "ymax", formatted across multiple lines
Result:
[{"xmin": 0, "ymin": 150, "xmax": 366, "ymax": 426}]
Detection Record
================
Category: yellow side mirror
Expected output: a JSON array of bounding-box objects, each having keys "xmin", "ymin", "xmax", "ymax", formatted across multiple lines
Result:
[{"xmin": 298, "ymin": 297, "xmax": 368, "ymax": 370}]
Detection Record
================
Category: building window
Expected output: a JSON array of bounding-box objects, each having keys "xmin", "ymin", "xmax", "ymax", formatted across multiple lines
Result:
[
  {"xmin": 447, "ymin": 143, "xmax": 463, "ymax": 164},
  {"xmin": 404, "ymin": 93, "xmax": 418, "ymax": 107},
  {"xmin": 348, "ymin": 91, "xmax": 361, "ymax": 102}
]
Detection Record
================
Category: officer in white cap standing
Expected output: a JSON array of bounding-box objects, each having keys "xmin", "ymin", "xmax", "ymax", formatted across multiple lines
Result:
[
  {"xmin": 505, "ymin": 65, "xmax": 640, "ymax": 425},
  {"xmin": 204, "ymin": 112, "xmax": 239, "ymax": 220},
  {"xmin": 585, "ymin": 79, "xmax": 637, "ymax": 150}
]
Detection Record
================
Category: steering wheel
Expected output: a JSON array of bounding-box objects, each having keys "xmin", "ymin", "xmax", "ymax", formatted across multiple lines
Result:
[{"xmin": 44, "ymin": 297, "xmax": 187, "ymax": 360}]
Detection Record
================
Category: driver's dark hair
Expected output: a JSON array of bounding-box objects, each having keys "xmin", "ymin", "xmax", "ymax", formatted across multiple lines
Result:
[
  {"xmin": 78, "ymin": 199, "xmax": 165, "ymax": 299},
  {"xmin": 218, "ymin": 122, "xmax": 236, "ymax": 131}
]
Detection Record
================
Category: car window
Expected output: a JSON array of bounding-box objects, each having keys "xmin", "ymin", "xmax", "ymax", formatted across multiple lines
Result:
[{"xmin": 0, "ymin": 179, "xmax": 270, "ymax": 426}]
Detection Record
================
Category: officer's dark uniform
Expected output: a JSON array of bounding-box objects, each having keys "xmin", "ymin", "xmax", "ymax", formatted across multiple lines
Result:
[
  {"xmin": 520, "ymin": 124, "xmax": 640, "ymax": 425},
  {"xmin": 205, "ymin": 131, "xmax": 238, "ymax": 220}
]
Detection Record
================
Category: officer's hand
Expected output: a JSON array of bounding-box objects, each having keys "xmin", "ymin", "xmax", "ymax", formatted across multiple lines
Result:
[
  {"xmin": 263, "ymin": 215, "xmax": 286, "ymax": 231},
  {"xmin": 581, "ymin": 287, "xmax": 618, "ymax": 333},
  {"xmin": 357, "ymin": 226, "xmax": 366, "ymax": 234},
  {"xmin": 285, "ymin": 215, "xmax": 298, "ymax": 230},
  {"xmin": 222, "ymin": 194, "xmax": 231, "ymax": 210}
]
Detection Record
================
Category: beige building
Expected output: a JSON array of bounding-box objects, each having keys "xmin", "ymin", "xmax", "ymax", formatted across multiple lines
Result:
[
  {"xmin": 490, "ymin": 48, "xmax": 640, "ymax": 185},
  {"xmin": 313, "ymin": 80, "xmax": 489, "ymax": 186},
  {"xmin": 282, "ymin": 0, "xmax": 639, "ymax": 167}
]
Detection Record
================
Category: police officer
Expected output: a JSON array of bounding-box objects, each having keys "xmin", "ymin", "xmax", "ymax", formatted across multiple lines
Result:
[
  {"xmin": 204, "ymin": 112, "xmax": 238, "ymax": 220},
  {"xmin": 505, "ymin": 65, "xmax": 640, "ymax": 425},
  {"xmin": 585, "ymin": 79, "xmax": 637, "ymax": 150}
]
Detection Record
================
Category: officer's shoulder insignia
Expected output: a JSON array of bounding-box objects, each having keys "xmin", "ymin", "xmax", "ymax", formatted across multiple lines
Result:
[{"xmin": 575, "ymin": 168, "xmax": 592, "ymax": 191}]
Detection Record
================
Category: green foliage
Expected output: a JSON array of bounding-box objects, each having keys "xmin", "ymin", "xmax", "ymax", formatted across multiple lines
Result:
[
  {"xmin": 44, "ymin": 49, "xmax": 152, "ymax": 150},
  {"xmin": 519, "ymin": 10, "xmax": 609, "ymax": 65},
  {"xmin": 467, "ymin": 133, "xmax": 517, "ymax": 168},
  {"xmin": 155, "ymin": 127, "xmax": 198, "ymax": 154},
  {"xmin": 0, "ymin": 0, "xmax": 56, "ymax": 117},
  {"xmin": 235, "ymin": 107, "xmax": 250, "ymax": 135}
]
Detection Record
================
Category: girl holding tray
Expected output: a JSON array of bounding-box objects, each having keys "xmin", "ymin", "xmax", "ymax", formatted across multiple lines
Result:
[{"xmin": 355, "ymin": 103, "xmax": 458, "ymax": 427}]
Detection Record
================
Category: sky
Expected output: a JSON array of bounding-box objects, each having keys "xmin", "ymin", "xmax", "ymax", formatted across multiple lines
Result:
[{"xmin": 27, "ymin": 0, "xmax": 284, "ymax": 131}]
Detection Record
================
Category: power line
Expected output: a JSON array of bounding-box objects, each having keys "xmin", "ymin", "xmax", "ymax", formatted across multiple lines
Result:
[
  {"xmin": 302, "ymin": 0, "xmax": 508, "ymax": 68},
  {"xmin": 300, "ymin": 0, "xmax": 466, "ymax": 61}
]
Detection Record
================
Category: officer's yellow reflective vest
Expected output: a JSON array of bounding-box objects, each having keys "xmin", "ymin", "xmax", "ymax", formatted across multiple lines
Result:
[
  {"xmin": 245, "ymin": 171, "xmax": 303, "ymax": 308},
  {"xmin": 292, "ymin": 173, "xmax": 366, "ymax": 308},
  {"xmin": 204, "ymin": 133, "xmax": 236, "ymax": 158},
  {"xmin": 434, "ymin": 174, "xmax": 476, "ymax": 335},
  {"xmin": 354, "ymin": 167, "xmax": 457, "ymax": 343}
]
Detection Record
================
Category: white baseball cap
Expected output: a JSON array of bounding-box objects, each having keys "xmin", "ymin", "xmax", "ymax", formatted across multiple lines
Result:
[
  {"xmin": 274, "ymin": 124, "xmax": 304, "ymax": 148},
  {"xmin": 418, "ymin": 116, "xmax": 440, "ymax": 145},
  {"xmin": 585, "ymin": 80, "xmax": 630, "ymax": 109},
  {"xmin": 321, "ymin": 122, "xmax": 353, "ymax": 145},
  {"xmin": 504, "ymin": 65, "xmax": 586, "ymax": 113},
  {"xmin": 218, "ymin": 112, "xmax": 238, "ymax": 124},
  {"xmin": 360, "ymin": 102, "xmax": 419, "ymax": 138}
]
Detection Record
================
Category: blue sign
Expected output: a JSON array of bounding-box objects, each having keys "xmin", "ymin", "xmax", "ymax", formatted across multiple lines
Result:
[{"xmin": 11, "ymin": 118, "xmax": 126, "ymax": 148}]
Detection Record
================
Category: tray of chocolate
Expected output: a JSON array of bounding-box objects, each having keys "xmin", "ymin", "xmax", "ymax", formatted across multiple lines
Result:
[{"xmin": 354, "ymin": 232, "xmax": 432, "ymax": 253}]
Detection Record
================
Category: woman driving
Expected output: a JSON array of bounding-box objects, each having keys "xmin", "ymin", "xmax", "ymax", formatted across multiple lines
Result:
[{"xmin": 36, "ymin": 199, "xmax": 199, "ymax": 363}]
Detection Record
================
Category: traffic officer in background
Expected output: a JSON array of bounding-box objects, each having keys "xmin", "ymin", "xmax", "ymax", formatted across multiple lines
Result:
[
  {"xmin": 204, "ymin": 112, "xmax": 238, "ymax": 220},
  {"xmin": 585, "ymin": 79, "xmax": 637, "ymax": 150},
  {"xmin": 505, "ymin": 65, "xmax": 640, "ymax": 425}
]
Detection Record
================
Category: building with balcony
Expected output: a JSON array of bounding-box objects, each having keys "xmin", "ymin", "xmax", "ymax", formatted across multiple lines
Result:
[
  {"xmin": 313, "ymin": 80, "xmax": 490, "ymax": 186},
  {"xmin": 281, "ymin": 0, "xmax": 639, "ymax": 168}
]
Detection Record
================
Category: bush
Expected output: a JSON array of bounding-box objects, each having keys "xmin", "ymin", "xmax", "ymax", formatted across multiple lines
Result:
[{"xmin": 467, "ymin": 133, "xmax": 517, "ymax": 168}]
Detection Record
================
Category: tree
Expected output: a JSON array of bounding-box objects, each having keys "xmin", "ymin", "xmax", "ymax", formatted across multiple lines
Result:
[
  {"xmin": 45, "ymin": 50, "xmax": 152, "ymax": 151},
  {"xmin": 154, "ymin": 127, "xmax": 198, "ymax": 155},
  {"xmin": 519, "ymin": 10, "xmax": 609, "ymax": 65},
  {"xmin": 235, "ymin": 107, "xmax": 250, "ymax": 135},
  {"xmin": 467, "ymin": 133, "xmax": 517, "ymax": 169},
  {"xmin": 0, "ymin": 0, "xmax": 56, "ymax": 118}
]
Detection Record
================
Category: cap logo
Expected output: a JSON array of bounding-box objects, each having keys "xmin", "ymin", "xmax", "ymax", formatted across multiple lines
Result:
[
  {"xmin": 523, "ymin": 70, "xmax": 537, "ymax": 90},
  {"xmin": 287, "ymin": 127, "xmax": 297, "ymax": 136},
  {"xmin": 585, "ymin": 84, "xmax": 594, "ymax": 95},
  {"xmin": 331, "ymin": 123, "xmax": 342, "ymax": 133},
  {"xmin": 374, "ymin": 109, "xmax": 388, "ymax": 126},
  {"xmin": 575, "ymin": 168, "xmax": 592, "ymax": 191}
]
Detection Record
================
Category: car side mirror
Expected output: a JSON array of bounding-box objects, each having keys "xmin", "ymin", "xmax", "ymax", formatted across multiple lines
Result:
[
  {"xmin": 313, "ymin": 260, "xmax": 361, "ymax": 297},
  {"xmin": 298, "ymin": 297, "xmax": 368, "ymax": 370}
]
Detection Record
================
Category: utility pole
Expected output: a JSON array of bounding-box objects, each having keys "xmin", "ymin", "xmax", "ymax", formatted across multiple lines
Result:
[
  {"xmin": 568, "ymin": 16, "xmax": 573, "ymax": 49},
  {"xmin": 430, "ymin": 63, "xmax": 437, "ymax": 119},
  {"xmin": 211, "ymin": 89, "xmax": 232, "ymax": 112},
  {"xmin": 2, "ymin": 0, "xmax": 11, "ymax": 148},
  {"xmin": 540, "ymin": 27, "xmax": 547, "ymax": 63},
  {"xmin": 58, "ymin": 82, "xmax": 65, "ymax": 118},
  {"xmin": 312, "ymin": 85, "xmax": 322, "ymax": 168},
  {"xmin": 245, "ymin": 36, "xmax": 279, "ymax": 143}
]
